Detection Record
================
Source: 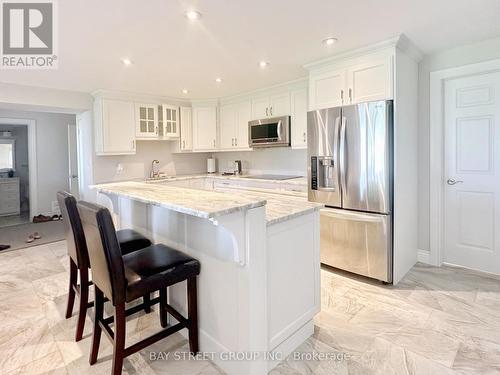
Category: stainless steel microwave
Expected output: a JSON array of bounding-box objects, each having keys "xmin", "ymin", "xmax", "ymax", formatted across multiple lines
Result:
[{"xmin": 248, "ymin": 116, "xmax": 291, "ymax": 148}]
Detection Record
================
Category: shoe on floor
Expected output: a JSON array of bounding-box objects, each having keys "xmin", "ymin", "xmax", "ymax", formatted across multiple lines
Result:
[
  {"xmin": 33, "ymin": 214, "xmax": 51, "ymax": 223},
  {"xmin": 33, "ymin": 232, "xmax": 41, "ymax": 239},
  {"xmin": 26, "ymin": 235, "xmax": 35, "ymax": 243}
]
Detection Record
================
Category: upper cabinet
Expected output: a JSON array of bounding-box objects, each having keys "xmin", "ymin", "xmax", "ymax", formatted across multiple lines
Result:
[
  {"xmin": 161, "ymin": 104, "xmax": 180, "ymax": 138},
  {"xmin": 220, "ymin": 100, "xmax": 251, "ymax": 150},
  {"xmin": 94, "ymin": 98, "xmax": 136, "ymax": 155},
  {"xmin": 192, "ymin": 105, "xmax": 218, "ymax": 151},
  {"xmin": 180, "ymin": 106, "xmax": 193, "ymax": 151},
  {"xmin": 251, "ymin": 92, "xmax": 290, "ymax": 119},
  {"xmin": 290, "ymin": 88, "xmax": 308, "ymax": 149},
  {"xmin": 135, "ymin": 103, "xmax": 158, "ymax": 138},
  {"xmin": 307, "ymin": 51, "xmax": 394, "ymax": 110}
]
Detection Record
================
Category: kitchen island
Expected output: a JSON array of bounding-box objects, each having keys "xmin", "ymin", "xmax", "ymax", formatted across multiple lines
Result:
[{"xmin": 93, "ymin": 179, "xmax": 321, "ymax": 375}]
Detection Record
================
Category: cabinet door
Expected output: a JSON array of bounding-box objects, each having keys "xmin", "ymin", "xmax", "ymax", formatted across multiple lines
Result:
[
  {"xmin": 180, "ymin": 106, "xmax": 192, "ymax": 151},
  {"xmin": 251, "ymin": 96, "xmax": 270, "ymax": 119},
  {"xmin": 220, "ymin": 103, "xmax": 237, "ymax": 149},
  {"xmin": 347, "ymin": 56, "xmax": 393, "ymax": 104},
  {"xmin": 290, "ymin": 88, "xmax": 308, "ymax": 149},
  {"xmin": 309, "ymin": 69, "xmax": 346, "ymax": 110},
  {"xmin": 163, "ymin": 104, "xmax": 180, "ymax": 137},
  {"xmin": 236, "ymin": 101, "xmax": 251, "ymax": 149},
  {"xmin": 102, "ymin": 99, "xmax": 136, "ymax": 154},
  {"xmin": 193, "ymin": 106, "xmax": 217, "ymax": 150},
  {"xmin": 135, "ymin": 103, "xmax": 158, "ymax": 138},
  {"xmin": 269, "ymin": 92, "xmax": 290, "ymax": 117}
]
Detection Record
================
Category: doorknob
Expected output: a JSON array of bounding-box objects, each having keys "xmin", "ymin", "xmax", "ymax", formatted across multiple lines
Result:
[{"xmin": 447, "ymin": 178, "xmax": 463, "ymax": 185}]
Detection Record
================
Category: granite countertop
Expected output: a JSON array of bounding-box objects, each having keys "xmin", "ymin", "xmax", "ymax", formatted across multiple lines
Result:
[
  {"xmin": 212, "ymin": 186, "xmax": 322, "ymax": 226},
  {"xmin": 93, "ymin": 181, "xmax": 266, "ymax": 219},
  {"xmin": 145, "ymin": 173, "xmax": 307, "ymax": 186},
  {"xmin": 93, "ymin": 179, "xmax": 321, "ymax": 225}
]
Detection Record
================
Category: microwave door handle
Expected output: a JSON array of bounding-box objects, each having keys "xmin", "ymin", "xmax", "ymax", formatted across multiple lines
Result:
[{"xmin": 277, "ymin": 120, "xmax": 282, "ymax": 141}]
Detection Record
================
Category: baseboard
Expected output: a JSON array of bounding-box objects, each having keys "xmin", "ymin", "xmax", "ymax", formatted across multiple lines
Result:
[{"xmin": 417, "ymin": 249, "xmax": 430, "ymax": 264}]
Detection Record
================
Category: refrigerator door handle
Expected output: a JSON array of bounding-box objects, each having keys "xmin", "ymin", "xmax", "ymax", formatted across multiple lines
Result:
[{"xmin": 339, "ymin": 116, "xmax": 347, "ymax": 197}]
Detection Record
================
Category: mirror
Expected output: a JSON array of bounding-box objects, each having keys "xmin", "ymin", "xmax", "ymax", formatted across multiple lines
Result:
[{"xmin": 0, "ymin": 139, "xmax": 15, "ymax": 171}]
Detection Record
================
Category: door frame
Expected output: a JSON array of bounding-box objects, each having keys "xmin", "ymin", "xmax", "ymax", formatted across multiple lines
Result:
[
  {"xmin": 0, "ymin": 117, "xmax": 38, "ymax": 219},
  {"xmin": 429, "ymin": 58, "xmax": 500, "ymax": 266}
]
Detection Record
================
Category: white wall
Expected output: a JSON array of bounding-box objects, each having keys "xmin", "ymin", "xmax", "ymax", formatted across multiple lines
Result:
[
  {"xmin": 92, "ymin": 142, "xmax": 210, "ymax": 183},
  {"xmin": 0, "ymin": 109, "xmax": 76, "ymax": 215},
  {"xmin": 213, "ymin": 148, "xmax": 307, "ymax": 176},
  {"xmin": 418, "ymin": 35, "xmax": 500, "ymax": 252}
]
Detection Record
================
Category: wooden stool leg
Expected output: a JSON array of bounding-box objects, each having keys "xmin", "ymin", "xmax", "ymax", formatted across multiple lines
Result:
[
  {"xmin": 65, "ymin": 259, "xmax": 77, "ymax": 319},
  {"xmin": 112, "ymin": 303, "xmax": 126, "ymax": 375},
  {"xmin": 143, "ymin": 293, "xmax": 151, "ymax": 313},
  {"xmin": 75, "ymin": 267, "xmax": 89, "ymax": 341},
  {"xmin": 187, "ymin": 277, "xmax": 199, "ymax": 354},
  {"xmin": 89, "ymin": 287, "xmax": 104, "ymax": 365},
  {"xmin": 159, "ymin": 288, "xmax": 168, "ymax": 328}
]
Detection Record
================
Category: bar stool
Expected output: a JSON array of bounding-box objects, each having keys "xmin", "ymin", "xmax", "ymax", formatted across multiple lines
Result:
[
  {"xmin": 77, "ymin": 201, "xmax": 200, "ymax": 375},
  {"xmin": 57, "ymin": 191, "xmax": 153, "ymax": 341}
]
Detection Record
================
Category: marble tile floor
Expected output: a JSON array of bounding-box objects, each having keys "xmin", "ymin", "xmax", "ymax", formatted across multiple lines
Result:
[{"xmin": 1, "ymin": 241, "xmax": 500, "ymax": 374}]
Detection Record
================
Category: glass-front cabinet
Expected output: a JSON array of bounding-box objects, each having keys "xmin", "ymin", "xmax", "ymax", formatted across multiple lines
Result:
[
  {"xmin": 161, "ymin": 104, "xmax": 180, "ymax": 138},
  {"xmin": 135, "ymin": 103, "xmax": 158, "ymax": 138}
]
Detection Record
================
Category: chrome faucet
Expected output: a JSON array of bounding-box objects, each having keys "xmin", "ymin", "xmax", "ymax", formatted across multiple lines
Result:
[{"xmin": 150, "ymin": 159, "xmax": 160, "ymax": 178}]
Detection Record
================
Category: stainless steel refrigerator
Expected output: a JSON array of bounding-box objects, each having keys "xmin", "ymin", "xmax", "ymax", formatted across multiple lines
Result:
[{"xmin": 307, "ymin": 100, "xmax": 393, "ymax": 283}]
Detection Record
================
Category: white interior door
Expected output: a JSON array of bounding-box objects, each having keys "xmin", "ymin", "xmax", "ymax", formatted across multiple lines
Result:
[
  {"xmin": 444, "ymin": 71, "xmax": 500, "ymax": 274},
  {"xmin": 67, "ymin": 124, "xmax": 79, "ymax": 198}
]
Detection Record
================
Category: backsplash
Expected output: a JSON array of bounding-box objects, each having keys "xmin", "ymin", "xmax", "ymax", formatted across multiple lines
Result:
[{"xmin": 213, "ymin": 148, "xmax": 307, "ymax": 176}]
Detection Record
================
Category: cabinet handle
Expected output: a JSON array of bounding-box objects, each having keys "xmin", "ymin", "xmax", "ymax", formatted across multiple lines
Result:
[
  {"xmin": 182, "ymin": 140, "xmax": 185, "ymax": 149},
  {"xmin": 349, "ymin": 88, "xmax": 352, "ymax": 103},
  {"xmin": 235, "ymin": 138, "xmax": 238, "ymax": 146},
  {"xmin": 303, "ymin": 132, "xmax": 306, "ymax": 142},
  {"xmin": 270, "ymin": 106, "xmax": 273, "ymax": 116},
  {"xmin": 266, "ymin": 107, "xmax": 269, "ymax": 117},
  {"xmin": 341, "ymin": 90, "xmax": 344, "ymax": 104},
  {"xmin": 213, "ymin": 139, "xmax": 216, "ymax": 147},
  {"xmin": 156, "ymin": 126, "xmax": 158, "ymax": 135},
  {"xmin": 231, "ymin": 138, "xmax": 234, "ymax": 146},
  {"xmin": 132, "ymin": 140, "xmax": 135, "ymax": 149}
]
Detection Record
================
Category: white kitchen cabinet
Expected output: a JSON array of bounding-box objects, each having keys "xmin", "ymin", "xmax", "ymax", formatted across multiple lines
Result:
[
  {"xmin": 307, "ymin": 52, "xmax": 394, "ymax": 110},
  {"xmin": 180, "ymin": 106, "xmax": 193, "ymax": 151},
  {"xmin": 192, "ymin": 106, "xmax": 217, "ymax": 151},
  {"xmin": 135, "ymin": 103, "xmax": 158, "ymax": 138},
  {"xmin": 220, "ymin": 103, "xmax": 238, "ymax": 150},
  {"xmin": 290, "ymin": 88, "xmax": 308, "ymax": 149},
  {"xmin": 269, "ymin": 92, "xmax": 291, "ymax": 117},
  {"xmin": 220, "ymin": 101, "xmax": 252, "ymax": 150},
  {"xmin": 251, "ymin": 92, "xmax": 290, "ymax": 119},
  {"xmin": 347, "ymin": 56, "xmax": 393, "ymax": 104},
  {"xmin": 161, "ymin": 104, "xmax": 180, "ymax": 138},
  {"xmin": 309, "ymin": 69, "xmax": 346, "ymax": 110},
  {"xmin": 94, "ymin": 98, "xmax": 136, "ymax": 155}
]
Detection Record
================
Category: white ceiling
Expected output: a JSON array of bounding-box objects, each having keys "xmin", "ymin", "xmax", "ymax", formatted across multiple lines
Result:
[{"xmin": 2, "ymin": 0, "xmax": 500, "ymax": 99}]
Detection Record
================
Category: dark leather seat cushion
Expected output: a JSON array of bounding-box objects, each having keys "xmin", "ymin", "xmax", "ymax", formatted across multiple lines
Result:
[
  {"xmin": 116, "ymin": 229, "xmax": 152, "ymax": 255},
  {"xmin": 123, "ymin": 244, "xmax": 200, "ymax": 301}
]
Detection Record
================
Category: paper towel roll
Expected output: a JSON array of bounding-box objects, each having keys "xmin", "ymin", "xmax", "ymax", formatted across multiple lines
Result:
[{"xmin": 207, "ymin": 158, "xmax": 216, "ymax": 173}]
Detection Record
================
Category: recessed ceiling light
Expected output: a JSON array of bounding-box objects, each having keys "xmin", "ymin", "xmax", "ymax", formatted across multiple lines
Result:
[
  {"xmin": 185, "ymin": 10, "xmax": 201, "ymax": 20},
  {"xmin": 259, "ymin": 61, "xmax": 269, "ymax": 68},
  {"xmin": 215, "ymin": 77, "xmax": 223, "ymax": 83},
  {"xmin": 182, "ymin": 89, "xmax": 189, "ymax": 94},
  {"xmin": 322, "ymin": 37, "xmax": 337, "ymax": 46},
  {"xmin": 121, "ymin": 58, "xmax": 133, "ymax": 66}
]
